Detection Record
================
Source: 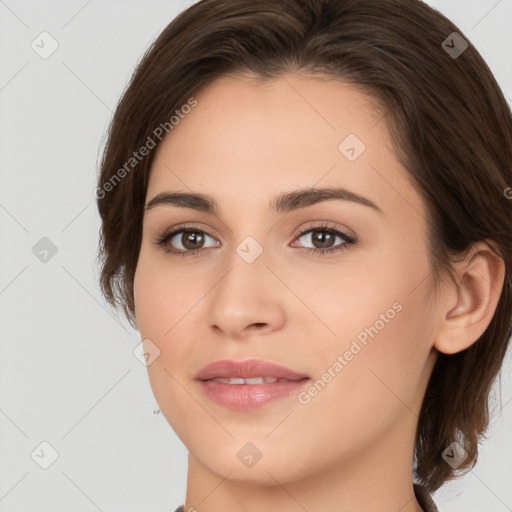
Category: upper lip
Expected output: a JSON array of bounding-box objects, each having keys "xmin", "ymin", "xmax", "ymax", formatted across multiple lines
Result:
[{"xmin": 196, "ymin": 359, "xmax": 310, "ymax": 381}]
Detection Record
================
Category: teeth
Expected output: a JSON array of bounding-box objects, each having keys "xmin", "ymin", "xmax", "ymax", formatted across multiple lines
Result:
[
  {"xmin": 212, "ymin": 376, "xmax": 281, "ymax": 384},
  {"xmin": 244, "ymin": 377, "xmax": 265, "ymax": 384}
]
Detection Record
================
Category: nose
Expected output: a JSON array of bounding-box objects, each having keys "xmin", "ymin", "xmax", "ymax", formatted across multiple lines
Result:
[{"xmin": 206, "ymin": 247, "xmax": 286, "ymax": 340}]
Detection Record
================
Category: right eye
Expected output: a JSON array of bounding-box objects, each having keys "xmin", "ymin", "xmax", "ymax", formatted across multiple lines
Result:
[{"xmin": 155, "ymin": 227, "xmax": 221, "ymax": 256}]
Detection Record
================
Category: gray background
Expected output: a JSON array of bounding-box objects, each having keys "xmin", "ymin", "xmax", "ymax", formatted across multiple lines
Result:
[{"xmin": 0, "ymin": 1, "xmax": 511, "ymax": 511}]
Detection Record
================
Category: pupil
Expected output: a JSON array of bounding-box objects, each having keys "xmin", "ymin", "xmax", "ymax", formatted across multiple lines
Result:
[
  {"xmin": 183, "ymin": 231, "xmax": 203, "ymax": 250},
  {"xmin": 313, "ymin": 231, "xmax": 333, "ymax": 249}
]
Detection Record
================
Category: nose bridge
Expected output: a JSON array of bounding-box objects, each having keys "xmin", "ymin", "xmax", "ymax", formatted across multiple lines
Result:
[
  {"xmin": 220, "ymin": 230, "xmax": 271, "ymax": 291},
  {"xmin": 206, "ymin": 236, "xmax": 286, "ymax": 337}
]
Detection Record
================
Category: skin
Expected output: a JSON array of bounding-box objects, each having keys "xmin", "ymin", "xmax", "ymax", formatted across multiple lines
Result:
[{"xmin": 133, "ymin": 72, "xmax": 505, "ymax": 512}]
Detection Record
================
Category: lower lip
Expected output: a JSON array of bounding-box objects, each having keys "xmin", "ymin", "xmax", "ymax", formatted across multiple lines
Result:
[{"xmin": 198, "ymin": 379, "xmax": 310, "ymax": 410}]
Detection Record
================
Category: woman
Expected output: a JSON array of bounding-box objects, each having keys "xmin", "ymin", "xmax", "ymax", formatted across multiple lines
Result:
[{"xmin": 95, "ymin": 0, "xmax": 512, "ymax": 510}]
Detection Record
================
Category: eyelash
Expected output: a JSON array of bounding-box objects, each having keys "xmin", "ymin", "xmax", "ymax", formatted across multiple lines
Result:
[{"xmin": 153, "ymin": 222, "xmax": 356, "ymax": 258}]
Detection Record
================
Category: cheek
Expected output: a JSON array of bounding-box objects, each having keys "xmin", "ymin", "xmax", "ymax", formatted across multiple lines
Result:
[
  {"xmin": 289, "ymin": 299, "xmax": 431, "ymax": 473},
  {"xmin": 299, "ymin": 237, "xmax": 433, "ymax": 360},
  {"xmin": 133, "ymin": 254, "xmax": 195, "ymax": 433},
  {"xmin": 294, "ymin": 250, "xmax": 433, "ymax": 409},
  {"xmin": 133, "ymin": 249, "xmax": 198, "ymax": 337},
  {"xmin": 133, "ymin": 250, "xmax": 206, "ymax": 400}
]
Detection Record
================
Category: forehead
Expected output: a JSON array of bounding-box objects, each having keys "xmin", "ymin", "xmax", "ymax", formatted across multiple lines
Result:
[{"xmin": 146, "ymin": 72, "xmax": 426, "ymax": 224}]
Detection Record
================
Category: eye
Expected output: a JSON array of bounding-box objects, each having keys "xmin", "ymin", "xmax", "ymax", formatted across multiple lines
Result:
[
  {"xmin": 154, "ymin": 225, "xmax": 220, "ymax": 257},
  {"xmin": 291, "ymin": 223, "xmax": 356, "ymax": 255}
]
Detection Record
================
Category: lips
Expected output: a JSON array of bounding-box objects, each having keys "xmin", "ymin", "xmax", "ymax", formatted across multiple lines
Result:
[
  {"xmin": 195, "ymin": 358, "xmax": 309, "ymax": 382},
  {"xmin": 196, "ymin": 359, "xmax": 311, "ymax": 410}
]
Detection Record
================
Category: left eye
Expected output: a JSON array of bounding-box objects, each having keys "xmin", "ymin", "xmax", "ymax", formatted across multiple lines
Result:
[{"xmin": 292, "ymin": 227, "xmax": 354, "ymax": 251}]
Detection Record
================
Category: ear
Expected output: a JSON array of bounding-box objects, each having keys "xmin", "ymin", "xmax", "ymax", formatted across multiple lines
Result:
[{"xmin": 433, "ymin": 241, "xmax": 506, "ymax": 355}]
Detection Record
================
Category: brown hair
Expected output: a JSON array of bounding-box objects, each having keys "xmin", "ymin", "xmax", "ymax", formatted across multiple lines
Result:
[{"xmin": 96, "ymin": 0, "xmax": 512, "ymax": 493}]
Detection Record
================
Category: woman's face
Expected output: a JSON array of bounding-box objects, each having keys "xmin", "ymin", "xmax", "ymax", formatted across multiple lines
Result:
[{"xmin": 133, "ymin": 72, "xmax": 440, "ymax": 486}]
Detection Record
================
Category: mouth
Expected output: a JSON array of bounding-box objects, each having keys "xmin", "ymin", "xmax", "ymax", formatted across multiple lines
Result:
[
  {"xmin": 195, "ymin": 358, "xmax": 311, "ymax": 410},
  {"xmin": 208, "ymin": 376, "xmax": 301, "ymax": 384}
]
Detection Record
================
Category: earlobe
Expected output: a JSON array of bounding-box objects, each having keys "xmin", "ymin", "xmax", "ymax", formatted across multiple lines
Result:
[{"xmin": 433, "ymin": 241, "xmax": 506, "ymax": 355}]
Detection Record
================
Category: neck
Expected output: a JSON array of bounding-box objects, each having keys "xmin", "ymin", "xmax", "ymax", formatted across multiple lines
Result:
[{"xmin": 182, "ymin": 409, "xmax": 425, "ymax": 512}]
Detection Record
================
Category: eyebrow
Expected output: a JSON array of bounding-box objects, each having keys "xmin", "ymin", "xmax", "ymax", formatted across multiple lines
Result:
[{"xmin": 144, "ymin": 187, "xmax": 383, "ymax": 216}]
